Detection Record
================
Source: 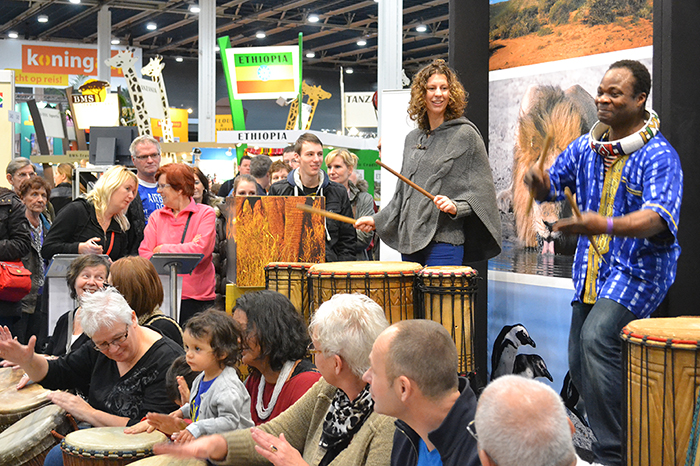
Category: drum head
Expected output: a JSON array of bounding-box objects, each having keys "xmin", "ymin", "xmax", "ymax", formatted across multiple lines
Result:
[
  {"xmin": 623, "ymin": 317, "xmax": 700, "ymax": 344},
  {"xmin": 131, "ymin": 455, "xmax": 208, "ymax": 465},
  {"xmin": 0, "ymin": 382, "xmax": 50, "ymax": 415},
  {"xmin": 308, "ymin": 261, "xmax": 423, "ymax": 276},
  {"xmin": 63, "ymin": 427, "xmax": 167, "ymax": 453},
  {"xmin": 0, "ymin": 404, "xmax": 66, "ymax": 461},
  {"xmin": 419, "ymin": 266, "xmax": 477, "ymax": 277},
  {"xmin": 0, "ymin": 367, "xmax": 23, "ymax": 391},
  {"xmin": 265, "ymin": 262, "xmax": 315, "ymax": 270}
]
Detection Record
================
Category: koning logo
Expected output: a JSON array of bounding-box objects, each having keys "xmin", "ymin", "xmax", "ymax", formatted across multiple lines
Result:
[{"xmin": 22, "ymin": 45, "xmax": 96, "ymax": 75}]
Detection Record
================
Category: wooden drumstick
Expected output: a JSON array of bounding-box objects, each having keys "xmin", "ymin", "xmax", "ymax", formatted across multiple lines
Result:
[
  {"xmin": 564, "ymin": 186, "xmax": 606, "ymax": 263},
  {"xmin": 525, "ymin": 133, "xmax": 553, "ymax": 217},
  {"xmin": 375, "ymin": 159, "xmax": 435, "ymax": 201},
  {"xmin": 295, "ymin": 204, "xmax": 357, "ymax": 225}
]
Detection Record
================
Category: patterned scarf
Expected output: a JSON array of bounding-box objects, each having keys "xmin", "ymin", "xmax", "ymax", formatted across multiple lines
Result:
[
  {"xmin": 589, "ymin": 110, "xmax": 660, "ymax": 170},
  {"xmin": 319, "ymin": 384, "xmax": 374, "ymax": 452}
]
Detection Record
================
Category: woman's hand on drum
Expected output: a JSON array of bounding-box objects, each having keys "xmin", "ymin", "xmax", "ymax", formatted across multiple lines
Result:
[
  {"xmin": 48, "ymin": 390, "xmax": 95, "ymax": 422},
  {"xmin": 172, "ymin": 428, "xmax": 195, "ymax": 443},
  {"xmin": 433, "ymin": 195, "xmax": 457, "ymax": 216},
  {"xmin": 124, "ymin": 419, "xmax": 156, "ymax": 435},
  {"xmin": 0, "ymin": 327, "xmax": 36, "ymax": 367},
  {"xmin": 354, "ymin": 216, "xmax": 376, "ymax": 233},
  {"xmin": 251, "ymin": 427, "xmax": 308, "ymax": 466},
  {"xmin": 146, "ymin": 412, "xmax": 187, "ymax": 436},
  {"xmin": 154, "ymin": 434, "xmax": 229, "ymax": 461}
]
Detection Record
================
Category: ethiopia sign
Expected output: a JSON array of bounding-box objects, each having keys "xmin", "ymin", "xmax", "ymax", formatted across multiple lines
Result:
[{"xmin": 224, "ymin": 46, "xmax": 299, "ymax": 100}]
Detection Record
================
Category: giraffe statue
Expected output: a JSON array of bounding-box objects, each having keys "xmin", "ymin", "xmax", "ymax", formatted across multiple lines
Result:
[
  {"xmin": 104, "ymin": 50, "xmax": 152, "ymax": 137},
  {"xmin": 285, "ymin": 81, "xmax": 332, "ymax": 130},
  {"xmin": 141, "ymin": 56, "xmax": 174, "ymax": 143}
]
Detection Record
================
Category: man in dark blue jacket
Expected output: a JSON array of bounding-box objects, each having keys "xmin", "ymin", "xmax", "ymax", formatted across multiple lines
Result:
[
  {"xmin": 363, "ymin": 320, "xmax": 480, "ymax": 466},
  {"xmin": 269, "ymin": 133, "xmax": 356, "ymax": 262}
]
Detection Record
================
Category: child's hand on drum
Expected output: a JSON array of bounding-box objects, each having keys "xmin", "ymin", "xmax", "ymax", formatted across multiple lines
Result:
[
  {"xmin": 172, "ymin": 428, "xmax": 195, "ymax": 443},
  {"xmin": 146, "ymin": 412, "xmax": 188, "ymax": 436},
  {"xmin": 123, "ymin": 419, "xmax": 155, "ymax": 435}
]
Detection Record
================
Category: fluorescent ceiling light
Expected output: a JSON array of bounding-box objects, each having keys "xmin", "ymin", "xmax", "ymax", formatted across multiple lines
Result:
[
  {"xmin": 308, "ymin": 14, "xmax": 320, "ymax": 23},
  {"xmin": 357, "ymin": 39, "xmax": 367, "ymax": 46},
  {"xmin": 189, "ymin": 4, "xmax": 200, "ymax": 13},
  {"xmin": 8, "ymin": 31, "xmax": 18, "ymax": 39},
  {"xmin": 256, "ymin": 31, "xmax": 266, "ymax": 39},
  {"xmin": 38, "ymin": 15, "xmax": 49, "ymax": 23},
  {"xmin": 146, "ymin": 22, "xmax": 157, "ymax": 31},
  {"xmin": 111, "ymin": 38, "xmax": 120, "ymax": 45},
  {"xmin": 416, "ymin": 24, "xmax": 427, "ymax": 32},
  {"xmin": 306, "ymin": 51, "xmax": 316, "ymax": 58}
]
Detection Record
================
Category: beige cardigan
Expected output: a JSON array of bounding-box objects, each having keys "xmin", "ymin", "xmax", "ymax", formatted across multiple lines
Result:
[{"xmin": 214, "ymin": 378, "xmax": 395, "ymax": 466}]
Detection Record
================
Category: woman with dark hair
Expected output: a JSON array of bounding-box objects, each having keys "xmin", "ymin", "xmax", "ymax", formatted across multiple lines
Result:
[
  {"xmin": 109, "ymin": 256, "xmax": 183, "ymax": 346},
  {"xmin": 233, "ymin": 290, "xmax": 321, "ymax": 425},
  {"xmin": 43, "ymin": 254, "xmax": 110, "ymax": 356},
  {"xmin": 139, "ymin": 163, "xmax": 216, "ymax": 325},
  {"xmin": 355, "ymin": 59, "xmax": 501, "ymax": 266},
  {"xmin": 15, "ymin": 176, "xmax": 52, "ymax": 345}
]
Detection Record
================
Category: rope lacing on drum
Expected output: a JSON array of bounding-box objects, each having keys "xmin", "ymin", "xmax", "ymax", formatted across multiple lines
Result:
[{"xmin": 684, "ymin": 341, "xmax": 700, "ymax": 466}]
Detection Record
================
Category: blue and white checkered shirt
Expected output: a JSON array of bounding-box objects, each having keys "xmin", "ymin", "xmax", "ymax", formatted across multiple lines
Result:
[{"xmin": 546, "ymin": 131, "xmax": 683, "ymax": 318}]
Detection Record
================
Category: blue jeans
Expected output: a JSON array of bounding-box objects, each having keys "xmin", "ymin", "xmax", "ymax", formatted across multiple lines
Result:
[
  {"xmin": 568, "ymin": 298, "xmax": 636, "ymax": 466},
  {"xmin": 402, "ymin": 242, "xmax": 464, "ymax": 267},
  {"xmin": 43, "ymin": 442, "xmax": 63, "ymax": 466}
]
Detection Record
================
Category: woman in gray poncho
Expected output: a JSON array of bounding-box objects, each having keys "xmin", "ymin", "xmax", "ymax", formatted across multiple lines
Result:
[{"xmin": 355, "ymin": 59, "xmax": 501, "ymax": 266}]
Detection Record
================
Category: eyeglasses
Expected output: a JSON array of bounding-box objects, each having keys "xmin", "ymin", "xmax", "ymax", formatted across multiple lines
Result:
[
  {"xmin": 93, "ymin": 325, "xmax": 129, "ymax": 352},
  {"xmin": 466, "ymin": 420, "xmax": 478, "ymax": 441},
  {"xmin": 156, "ymin": 183, "xmax": 171, "ymax": 191},
  {"xmin": 307, "ymin": 342, "xmax": 322, "ymax": 355},
  {"xmin": 133, "ymin": 153, "xmax": 160, "ymax": 161}
]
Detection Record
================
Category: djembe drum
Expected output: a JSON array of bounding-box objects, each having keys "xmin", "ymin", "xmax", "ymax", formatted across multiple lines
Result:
[
  {"xmin": 308, "ymin": 261, "xmax": 423, "ymax": 323},
  {"xmin": 0, "ymin": 404, "xmax": 75, "ymax": 466},
  {"xmin": 61, "ymin": 427, "xmax": 167, "ymax": 466},
  {"xmin": 131, "ymin": 455, "xmax": 207, "ymax": 466},
  {"xmin": 415, "ymin": 266, "xmax": 478, "ymax": 375},
  {"xmin": 0, "ymin": 367, "xmax": 51, "ymax": 431},
  {"xmin": 622, "ymin": 317, "xmax": 700, "ymax": 466},
  {"xmin": 265, "ymin": 262, "xmax": 314, "ymax": 322}
]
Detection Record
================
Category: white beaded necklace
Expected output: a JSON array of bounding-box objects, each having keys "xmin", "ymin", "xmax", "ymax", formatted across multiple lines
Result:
[{"xmin": 256, "ymin": 360, "xmax": 296, "ymax": 420}]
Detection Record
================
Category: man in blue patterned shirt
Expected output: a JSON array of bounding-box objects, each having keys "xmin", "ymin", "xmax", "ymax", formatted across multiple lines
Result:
[{"xmin": 525, "ymin": 60, "xmax": 683, "ymax": 466}]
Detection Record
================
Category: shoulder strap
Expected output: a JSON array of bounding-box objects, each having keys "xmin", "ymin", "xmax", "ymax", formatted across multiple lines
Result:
[{"xmin": 181, "ymin": 211, "xmax": 194, "ymax": 243}]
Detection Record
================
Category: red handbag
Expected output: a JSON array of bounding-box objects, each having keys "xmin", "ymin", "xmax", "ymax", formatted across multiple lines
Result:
[{"xmin": 0, "ymin": 261, "xmax": 32, "ymax": 302}]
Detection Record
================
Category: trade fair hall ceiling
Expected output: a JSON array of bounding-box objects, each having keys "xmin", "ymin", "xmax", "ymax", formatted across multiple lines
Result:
[{"xmin": 1, "ymin": 0, "xmax": 449, "ymax": 72}]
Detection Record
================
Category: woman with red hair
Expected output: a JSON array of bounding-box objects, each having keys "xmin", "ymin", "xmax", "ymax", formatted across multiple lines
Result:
[{"xmin": 139, "ymin": 163, "xmax": 216, "ymax": 325}]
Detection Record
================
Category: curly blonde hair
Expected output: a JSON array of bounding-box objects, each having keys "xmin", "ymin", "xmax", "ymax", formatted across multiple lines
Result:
[
  {"xmin": 407, "ymin": 59, "xmax": 468, "ymax": 132},
  {"xmin": 86, "ymin": 165, "xmax": 137, "ymax": 232}
]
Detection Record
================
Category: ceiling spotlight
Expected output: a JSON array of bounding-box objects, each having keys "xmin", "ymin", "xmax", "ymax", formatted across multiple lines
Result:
[
  {"xmin": 37, "ymin": 15, "xmax": 49, "ymax": 23},
  {"xmin": 8, "ymin": 31, "xmax": 18, "ymax": 39},
  {"xmin": 175, "ymin": 56, "xmax": 184, "ymax": 62},
  {"xmin": 416, "ymin": 24, "xmax": 427, "ymax": 32},
  {"xmin": 308, "ymin": 14, "xmax": 320, "ymax": 23},
  {"xmin": 187, "ymin": 108, "xmax": 193, "ymax": 114},
  {"xmin": 189, "ymin": 4, "xmax": 200, "ymax": 13},
  {"xmin": 306, "ymin": 51, "xmax": 316, "ymax": 58},
  {"xmin": 255, "ymin": 31, "xmax": 266, "ymax": 39},
  {"xmin": 146, "ymin": 22, "xmax": 157, "ymax": 31},
  {"xmin": 111, "ymin": 38, "xmax": 120, "ymax": 45},
  {"xmin": 69, "ymin": 0, "xmax": 81, "ymax": 3},
  {"xmin": 357, "ymin": 39, "xmax": 367, "ymax": 46},
  {"xmin": 346, "ymin": 68, "xmax": 354, "ymax": 74}
]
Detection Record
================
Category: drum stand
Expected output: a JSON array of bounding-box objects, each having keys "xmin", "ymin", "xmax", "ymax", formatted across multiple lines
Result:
[{"xmin": 150, "ymin": 254, "xmax": 203, "ymax": 323}]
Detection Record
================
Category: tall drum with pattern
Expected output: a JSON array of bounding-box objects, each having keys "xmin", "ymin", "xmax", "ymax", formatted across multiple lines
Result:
[
  {"xmin": 265, "ymin": 262, "xmax": 314, "ymax": 322},
  {"xmin": 61, "ymin": 427, "xmax": 167, "ymax": 466},
  {"xmin": 415, "ymin": 266, "xmax": 478, "ymax": 375},
  {"xmin": 622, "ymin": 317, "xmax": 700, "ymax": 466},
  {"xmin": 308, "ymin": 261, "xmax": 423, "ymax": 323},
  {"xmin": 0, "ymin": 404, "xmax": 74, "ymax": 466},
  {"xmin": 0, "ymin": 367, "xmax": 51, "ymax": 431}
]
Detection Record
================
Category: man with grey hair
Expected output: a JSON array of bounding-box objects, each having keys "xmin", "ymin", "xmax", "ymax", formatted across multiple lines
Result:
[
  {"xmin": 474, "ymin": 375, "xmax": 593, "ymax": 466},
  {"xmin": 363, "ymin": 319, "xmax": 480, "ymax": 466},
  {"xmin": 129, "ymin": 135, "xmax": 163, "ymax": 224},
  {"xmin": 6, "ymin": 157, "xmax": 36, "ymax": 192},
  {"xmin": 249, "ymin": 155, "xmax": 272, "ymax": 194}
]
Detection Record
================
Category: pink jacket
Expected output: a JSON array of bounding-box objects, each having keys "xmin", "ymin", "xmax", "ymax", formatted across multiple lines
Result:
[{"xmin": 140, "ymin": 199, "xmax": 216, "ymax": 301}]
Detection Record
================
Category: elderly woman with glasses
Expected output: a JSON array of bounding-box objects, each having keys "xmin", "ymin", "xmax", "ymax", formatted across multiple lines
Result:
[
  {"xmin": 139, "ymin": 163, "xmax": 217, "ymax": 326},
  {"xmin": 155, "ymin": 293, "xmax": 395, "ymax": 466}
]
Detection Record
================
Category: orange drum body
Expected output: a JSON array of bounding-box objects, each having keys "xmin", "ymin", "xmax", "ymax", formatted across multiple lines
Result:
[
  {"xmin": 61, "ymin": 427, "xmax": 166, "ymax": 466},
  {"xmin": 308, "ymin": 261, "xmax": 422, "ymax": 324},
  {"xmin": 622, "ymin": 317, "xmax": 700, "ymax": 466},
  {"xmin": 0, "ymin": 367, "xmax": 51, "ymax": 431},
  {"xmin": 415, "ymin": 266, "xmax": 478, "ymax": 374},
  {"xmin": 265, "ymin": 262, "xmax": 314, "ymax": 322}
]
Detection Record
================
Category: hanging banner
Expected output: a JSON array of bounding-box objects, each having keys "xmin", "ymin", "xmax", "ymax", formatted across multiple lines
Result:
[{"xmin": 224, "ymin": 46, "xmax": 300, "ymax": 100}]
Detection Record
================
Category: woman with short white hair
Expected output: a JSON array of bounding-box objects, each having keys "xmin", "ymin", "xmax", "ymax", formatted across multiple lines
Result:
[{"xmin": 155, "ymin": 293, "xmax": 394, "ymax": 466}]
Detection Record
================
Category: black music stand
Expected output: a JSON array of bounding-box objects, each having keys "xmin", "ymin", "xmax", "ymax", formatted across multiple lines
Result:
[{"xmin": 150, "ymin": 253, "xmax": 203, "ymax": 323}]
